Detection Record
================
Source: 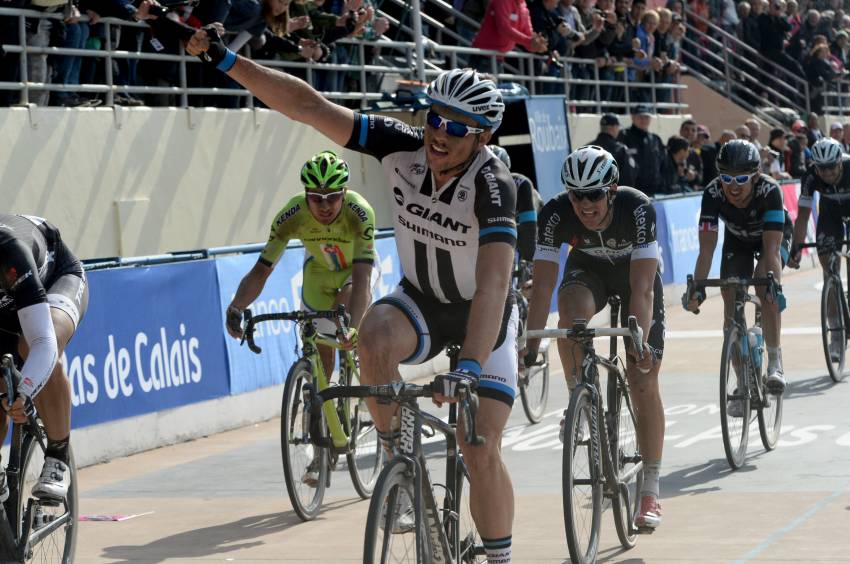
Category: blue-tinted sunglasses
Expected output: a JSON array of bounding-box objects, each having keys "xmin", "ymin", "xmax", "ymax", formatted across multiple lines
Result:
[
  {"xmin": 719, "ymin": 173, "xmax": 755, "ymax": 184},
  {"xmin": 426, "ymin": 110, "xmax": 485, "ymax": 138}
]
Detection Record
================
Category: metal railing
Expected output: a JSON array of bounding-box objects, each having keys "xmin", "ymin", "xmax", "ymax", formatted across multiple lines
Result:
[
  {"xmin": 0, "ymin": 6, "xmax": 688, "ymax": 112},
  {"xmin": 823, "ymin": 78, "xmax": 850, "ymax": 116},
  {"xmin": 682, "ymin": 6, "xmax": 810, "ymax": 126}
]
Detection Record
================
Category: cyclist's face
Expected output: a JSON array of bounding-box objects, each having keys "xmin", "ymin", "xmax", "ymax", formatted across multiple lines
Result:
[
  {"xmin": 306, "ymin": 188, "xmax": 346, "ymax": 224},
  {"xmin": 424, "ymin": 105, "xmax": 491, "ymax": 176},
  {"xmin": 816, "ymin": 161, "xmax": 842, "ymax": 184},
  {"xmin": 569, "ymin": 187, "xmax": 614, "ymax": 230},
  {"xmin": 720, "ymin": 175, "xmax": 754, "ymax": 208}
]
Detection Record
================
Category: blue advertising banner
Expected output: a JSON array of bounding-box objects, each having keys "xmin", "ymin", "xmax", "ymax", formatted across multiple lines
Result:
[
  {"xmin": 656, "ymin": 194, "xmax": 723, "ymax": 284},
  {"xmin": 525, "ymin": 96, "xmax": 571, "ymax": 202},
  {"xmin": 61, "ymin": 261, "xmax": 230, "ymax": 429},
  {"xmin": 216, "ymin": 237, "xmax": 404, "ymax": 395}
]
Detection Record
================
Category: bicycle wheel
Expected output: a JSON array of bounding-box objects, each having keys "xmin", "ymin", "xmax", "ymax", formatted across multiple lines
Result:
[
  {"xmin": 451, "ymin": 457, "xmax": 485, "ymax": 563},
  {"xmin": 757, "ymin": 356, "xmax": 784, "ymax": 451},
  {"xmin": 609, "ymin": 371, "xmax": 642, "ymax": 549},
  {"xmin": 519, "ymin": 347, "xmax": 550, "ymax": 424},
  {"xmin": 719, "ymin": 325, "xmax": 750, "ymax": 470},
  {"xmin": 281, "ymin": 359, "xmax": 327, "ymax": 521},
  {"xmin": 363, "ymin": 458, "xmax": 421, "ymax": 564},
  {"xmin": 562, "ymin": 387, "xmax": 602, "ymax": 564},
  {"xmin": 18, "ymin": 433, "xmax": 78, "ymax": 563},
  {"xmin": 821, "ymin": 276, "xmax": 847, "ymax": 383}
]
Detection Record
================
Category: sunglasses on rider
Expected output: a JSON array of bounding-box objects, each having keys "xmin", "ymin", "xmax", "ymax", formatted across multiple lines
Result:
[
  {"xmin": 568, "ymin": 188, "xmax": 609, "ymax": 202},
  {"xmin": 719, "ymin": 173, "xmax": 755, "ymax": 185},
  {"xmin": 306, "ymin": 191, "xmax": 345, "ymax": 204},
  {"xmin": 815, "ymin": 162, "xmax": 840, "ymax": 173},
  {"xmin": 426, "ymin": 110, "xmax": 485, "ymax": 138}
]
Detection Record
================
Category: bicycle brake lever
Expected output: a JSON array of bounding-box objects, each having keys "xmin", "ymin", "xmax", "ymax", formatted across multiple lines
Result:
[
  {"xmin": 459, "ymin": 389, "xmax": 486, "ymax": 446},
  {"xmin": 241, "ymin": 310, "xmax": 262, "ymax": 354}
]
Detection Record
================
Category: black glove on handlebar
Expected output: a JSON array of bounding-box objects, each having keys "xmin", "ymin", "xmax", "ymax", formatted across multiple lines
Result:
[{"xmin": 197, "ymin": 25, "xmax": 237, "ymax": 71}]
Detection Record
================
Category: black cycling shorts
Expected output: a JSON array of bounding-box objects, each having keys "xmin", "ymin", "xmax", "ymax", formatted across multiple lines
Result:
[
  {"xmin": 559, "ymin": 253, "xmax": 665, "ymax": 359},
  {"xmin": 720, "ymin": 225, "xmax": 792, "ymax": 279}
]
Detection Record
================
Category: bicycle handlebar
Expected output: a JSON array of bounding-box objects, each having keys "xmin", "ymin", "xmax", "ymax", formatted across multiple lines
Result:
[
  {"xmin": 311, "ymin": 379, "xmax": 486, "ymax": 446},
  {"xmin": 525, "ymin": 315, "xmax": 645, "ymax": 361},
  {"xmin": 685, "ymin": 272, "xmax": 782, "ymax": 314},
  {"xmin": 240, "ymin": 305, "xmax": 349, "ymax": 354}
]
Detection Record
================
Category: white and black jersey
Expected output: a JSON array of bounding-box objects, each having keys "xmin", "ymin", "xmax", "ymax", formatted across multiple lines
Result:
[
  {"xmin": 346, "ymin": 113, "xmax": 518, "ymax": 303},
  {"xmin": 534, "ymin": 187, "xmax": 659, "ymax": 265}
]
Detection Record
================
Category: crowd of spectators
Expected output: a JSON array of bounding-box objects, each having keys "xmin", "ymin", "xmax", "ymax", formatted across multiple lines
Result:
[
  {"xmin": 0, "ymin": 0, "xmax": 392, "ymax": 106},
  {"xmin": 584, "ymin": 108, "xmax": 837, "ymax": 197},
  {"xmin": 459, "ymin": 0, "xmax": 686, "ymax": 106}
]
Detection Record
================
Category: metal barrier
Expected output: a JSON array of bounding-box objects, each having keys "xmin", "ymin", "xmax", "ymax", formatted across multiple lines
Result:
[
  {"xmin": 0, "ymin": 6, "xmax": 688, "ymax": 113},
  {"xmin": 823, "ymin": 79, "xmax": 850, "ymax": 117}
]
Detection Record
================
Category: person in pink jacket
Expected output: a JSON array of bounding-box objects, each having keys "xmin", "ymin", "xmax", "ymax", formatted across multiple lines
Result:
[{"xmin": 471, "ymin": 0, "xmax": 549, "ymax": 73}]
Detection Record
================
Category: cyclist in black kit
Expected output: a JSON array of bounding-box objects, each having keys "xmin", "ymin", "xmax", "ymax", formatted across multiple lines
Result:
[
  {"xmin": 488, "ymin": 144, "xmax": 542, "ymax": 261},
  {"xmin": 0, "ymin": 215, "xmax": 88, "ymax": 502},
  {"xmin": 789, "ymin": 137, "xmax": 850, "ymax": 360},
  {"xmin": 187, "ymin": 26, "xmax": 519, "ymax": 561},
  {"xmin": 684, "ymin": 139, "xmax": 791, "ymax": 395},
  {"xmin": 523, "ymin": 145, "xmax": 666, "ymax": 531}
]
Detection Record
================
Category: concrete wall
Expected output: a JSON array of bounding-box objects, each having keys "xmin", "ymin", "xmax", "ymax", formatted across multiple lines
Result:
[{"xmin": 1, "ymin": 106, "xmax": 687, "ymax": 260}]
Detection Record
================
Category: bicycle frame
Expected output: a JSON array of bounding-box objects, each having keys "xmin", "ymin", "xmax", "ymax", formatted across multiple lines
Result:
[{"xmin": 242, "ymin": 307, "xmax": 359, "ymax": 451}]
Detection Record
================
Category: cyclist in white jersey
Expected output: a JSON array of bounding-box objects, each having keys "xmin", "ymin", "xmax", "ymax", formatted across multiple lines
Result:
[{"xmin": 187, "ymin": 32, "xmax": 518, "ymax": 564}]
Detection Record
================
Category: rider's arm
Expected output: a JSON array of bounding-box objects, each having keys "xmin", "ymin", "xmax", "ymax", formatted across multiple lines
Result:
[
  {"xmin": 230, "ymin": 261, "xmax": 273, "ymax": 310},
  {"xmin": 793, "ymin": 172, "xmax": 815, "ymax": 248},
  {"xmin": 629, "ymin": 258, "xmax": 657, "ymax": 354},
  {"xmin": 349, "ymin": 192, "xmax": 376, "ymax": 328},
  {"xmin": 524, "ymin": 198, "xmax": 564, "ymax": 357},
  {"xmin": 0, "ymin": 238, "xmax": 58, "ymax": 398},
  {"xmin": 459, "ymin": 159, "xmax": 519, "ymax": 369},
  {"xmin": 694, "ymin": 185, "xmax": 720, "ymax": 279},
  {"xmin": 515, "ymin": 175, "xmax": 538, "ymax": 262},
  {"xmin": 758, "ymin": 185, "xmax": 787, "ymax": 283},
  {"xmin": 348, "ymin": 262, "xmax": 372, "ymax": 329},
  {"xmin": 222, "ymin": 54, "xmax": 356, "ymax": 147},
  {"xmin": 759, "ymin": 230, "xmax": 783, "ymax": 283}
]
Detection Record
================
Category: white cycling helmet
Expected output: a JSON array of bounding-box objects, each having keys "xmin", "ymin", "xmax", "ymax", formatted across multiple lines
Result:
[
  {"xmin": 426, "ymin": 69, "xmax": 505, "ymax": 130},
  {"xmin": 812, "ymin": 137, "xmax": 844, "ymax": 166},
  {"xmin": 561, "ymin": 145, "xmax": 619, "ymax": 191}
]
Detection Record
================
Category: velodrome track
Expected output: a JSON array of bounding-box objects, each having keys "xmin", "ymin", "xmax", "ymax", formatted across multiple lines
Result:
[{"xmin": 75, "ymin": 265, "xmax": 850, "ymax": 562}]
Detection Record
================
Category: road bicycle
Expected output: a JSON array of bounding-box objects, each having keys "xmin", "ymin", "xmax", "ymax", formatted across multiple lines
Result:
[
  {"xmin": 308, "ymin": 370, "xmax": 485, "ymax": 564},
  {"xmin": 799, "ymin": 236, "xmax": 850, "ymax": 383},
  {"xmin": 0, "ymin": 354, "xmax": 78, "ymax": 563},
  {"xmin": 526, "ymin": 299, "xmax": 645, "ymax": 564},
  {"xmin": 514, "ymin": 259, "xmax": 550, "ymax": 424},
  {"xmin": 685, "ymin": 274, "xmax": 784, "ymax": 470},
  {"xmin": 241, "ymin": 306, "xmax": 382, "ymax": 521}
]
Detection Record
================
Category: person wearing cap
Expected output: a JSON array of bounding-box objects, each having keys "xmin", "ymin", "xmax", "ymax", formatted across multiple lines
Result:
[
  {"xmin": 829, "ymin": 121, "xmax": 844, "ymax": 141},
  {"xmin": 592, "ymin": 113, "xmax": 637, "ymax": 186},
  {"xmin": 765, "ymin": 127, "xmax": 792, "ymax": 180},
  {"xmin": 619, "ymin": 105, "xmax": 665, "ymax": 195},
  {"xmin": 788, "ymin": 120, "xmax": 812, "ymax": 178}
]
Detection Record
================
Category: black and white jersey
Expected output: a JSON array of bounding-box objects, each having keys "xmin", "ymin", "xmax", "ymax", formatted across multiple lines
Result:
[
  {"xmin": 700, "ymin": 174, "xmax": 789, "ymax": 242},
  {"xmin": 346, "ymin": 113, "xmax": 517, "ymax": 303},
  {"xmin": 534, "ymin": 187, "xmax": 659, "ymax": 265},
  {"xmin": 0, "ymin": 214, "xmax": 62, "ymax": 313},
  {"xmin": 799, "ymin": 155, "xmax": 850, "ymax": 208}
]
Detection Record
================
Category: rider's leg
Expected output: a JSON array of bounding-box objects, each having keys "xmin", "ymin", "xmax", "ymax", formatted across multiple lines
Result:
[
  {"xmin": 458, "ymin": 397, "xmax": 513, "ymax": 562},
  {"xmin": 627, "ymin": 358, "xmax": 665, "ymax": 527},
  {"xmin": 357, "ymin": 303, "xmax": 418, "ymax": 438},
  {"xmin": 556, "ymin": 285, "xmax": 597, "ymax": 392}
]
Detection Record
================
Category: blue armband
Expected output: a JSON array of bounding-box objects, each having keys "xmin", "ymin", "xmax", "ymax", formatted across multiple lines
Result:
[{"xmin": 456, "ymin": 358, "xmax": 482, "ymax": 377}]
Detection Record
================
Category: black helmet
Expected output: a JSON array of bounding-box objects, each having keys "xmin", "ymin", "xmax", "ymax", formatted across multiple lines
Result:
[{"xmin": 716, "ymin": 139, "xmax": 760, "ymax": 175}]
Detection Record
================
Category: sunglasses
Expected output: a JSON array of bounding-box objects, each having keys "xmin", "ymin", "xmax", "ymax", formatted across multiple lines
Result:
[
  {"xmin": 426, "ymin": 110, "xmax": 485, "ymax": 138},
  {"xmin": 816, "ymin": 163, "xmax": 840, "ymax": 172},
  {"xmin": 719, "ymin": 173, "xmax": 754, "ymax": 184},
  {"xmin": 306, "ymin": 191, "xmax": 345, "ymax": 204},
  {"xmin": 569, "ymin": 188, "xmax": 609, "ymax": 202}
]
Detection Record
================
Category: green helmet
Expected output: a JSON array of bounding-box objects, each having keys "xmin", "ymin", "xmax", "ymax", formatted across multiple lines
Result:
[{"xmin": 300, "ymin": 151, "xmax": 350, "ymax": 191}]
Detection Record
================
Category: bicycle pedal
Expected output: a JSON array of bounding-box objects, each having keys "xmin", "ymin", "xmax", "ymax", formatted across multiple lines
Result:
[{"xmin": 635, "ymin": 525, "xmax": 656, "ymax": 535}]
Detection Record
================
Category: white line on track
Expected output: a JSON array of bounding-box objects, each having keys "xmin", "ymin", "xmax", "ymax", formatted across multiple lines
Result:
[{"xmin": 665, "ymin": 327, "xmax": 821, "ymax": 339}]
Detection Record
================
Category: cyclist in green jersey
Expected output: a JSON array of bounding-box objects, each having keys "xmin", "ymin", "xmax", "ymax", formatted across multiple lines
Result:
[{"xmin": 224, "ymin": 151, "xmax": 377, "ymax": 482}]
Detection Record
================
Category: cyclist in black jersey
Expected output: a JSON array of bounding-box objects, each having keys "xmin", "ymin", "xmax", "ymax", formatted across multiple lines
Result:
[
  {"xmin": 0, "ymin": 215, "xmax": 88, "ymax": 503},
  {"xmin": 522, "ymin": 145, "xmax": 667, "ymax": 531},
  {"xmin": 684, "ymin": 139, "xmax": 790, "ymax": 394},
  {"xmin": 789, "ymin": 138, "xmax": 850, "ymax": 361},
  {"xmin": 489, "ymin": 144, "xmax": 541, "ymax": 261},
  {"xmin": 187, "ymin": 31, "xmax": 518, "ymax": 562}
]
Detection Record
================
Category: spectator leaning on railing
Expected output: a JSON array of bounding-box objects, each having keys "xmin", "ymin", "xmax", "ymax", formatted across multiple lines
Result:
[
  {"xmin": 528, "ymin": 0, "xmax": 572, "ymax": 94},
  {"xmin": 470, "ymin": 0, "xmax": 549, "ymax": 74},
  {"xmin": 572, "ymin": 0, "xmax": 613, "ymax": 101}
]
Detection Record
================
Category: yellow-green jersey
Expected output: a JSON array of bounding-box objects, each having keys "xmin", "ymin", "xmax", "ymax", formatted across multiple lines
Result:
[{"xmin": 259, "ymin": 190, "xmax": 377, "ymax": 271}]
